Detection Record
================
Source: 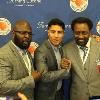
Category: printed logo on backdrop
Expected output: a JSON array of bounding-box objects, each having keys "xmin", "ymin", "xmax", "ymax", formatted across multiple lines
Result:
[
  {"xmin": 0, "ymin": 18, "xmax": 11, "ymax": 35},
  {"xmin": 37, "ymin": 21, "xmax": 71, "ymax": 31},
  {"xmin": 96, "ymin": 21, "xmax": 100, "ymax": 35},
  {"xmin": 28, "ymin": 42, "xmax": 39, "ymax": 58},
  {"xmin": 70, "ymin": 0, "xmax": 88, "ymax": 12},
  {"xmin": 7, "ymin": 0, "xmax": 41, "ymax": 6}
]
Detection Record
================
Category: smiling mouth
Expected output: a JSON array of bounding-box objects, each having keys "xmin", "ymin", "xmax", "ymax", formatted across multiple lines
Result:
[
  {"xmin": 53, "ymin": 39, "xmax": 60, "ymax": 41},
  {"xmin": 53, "ymin": 41, "xmax": 60, "ymax": 44},
  {"xmin": 23, "ymin": 41, "xmax": 30, "ymax": 45},
  {"xmin": 78, "ymin": 39, "xmax": 84, "ymax": 42}
]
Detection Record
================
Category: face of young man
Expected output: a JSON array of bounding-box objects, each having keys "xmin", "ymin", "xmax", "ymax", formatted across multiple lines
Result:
[
  {"xmin": 48, "ymin": 25, "xmax": 64, "ymax": 47},
  {"xmin": 13, "ymin": 21, "xmax": 32, "ymax": 49},
  {"xmin": 73, "ymin": 23, "xmax": 90, "ymax": 47}
]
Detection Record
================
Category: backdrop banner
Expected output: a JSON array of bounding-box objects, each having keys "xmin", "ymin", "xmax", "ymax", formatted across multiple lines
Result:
[{"xmin": 0, "ymin": 0, "xmax": 100, "ymax": 100}]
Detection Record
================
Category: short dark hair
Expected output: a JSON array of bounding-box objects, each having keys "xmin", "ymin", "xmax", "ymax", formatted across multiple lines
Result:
[
  {"xmin": 71, "ymin": 17, "xmax": 93, "ymax": 31},
  {"xmin": 48, "ymin": 18, "xmax": 65, "ymax": 30}
]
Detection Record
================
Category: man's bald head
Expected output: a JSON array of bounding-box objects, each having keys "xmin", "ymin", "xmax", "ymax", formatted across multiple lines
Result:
[
  {"xmin": 13, "ymin": 20, "xmax": 32, "ymax": 32},
  {"xmin": 12, "ymin": 20, "xmax": 32, "ymax": 49}
]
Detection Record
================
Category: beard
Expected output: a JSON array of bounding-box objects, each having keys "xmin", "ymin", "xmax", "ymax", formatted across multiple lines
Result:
[
  {"xmin": 75, "ymin": 37, "xmax": 89, "ymax": 47},
  {"xmin": 13, "ymin": 35, "xmax": 31, "ymax": 49}
]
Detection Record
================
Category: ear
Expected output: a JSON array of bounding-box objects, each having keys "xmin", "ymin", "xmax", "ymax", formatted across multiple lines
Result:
[
  {"xmin": 47, "ymin": 30, "xmax": 49, "ymax": 36},
  {"xmin": 12, "ymin": 30, "xmax": 15, "ymax": 39}
]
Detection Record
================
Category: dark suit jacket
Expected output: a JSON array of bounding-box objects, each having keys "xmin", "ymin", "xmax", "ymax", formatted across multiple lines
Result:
[
  {"xmin": 0, "ymin": 40, "xmax": 35, "ymax": 100},
  {"xmin": 34, "ymin": 39, "xmax": 70, "ymax": 100},
  {"xmin": 63, "ymin": 37, "xmax": 100, "ymax": 100}
]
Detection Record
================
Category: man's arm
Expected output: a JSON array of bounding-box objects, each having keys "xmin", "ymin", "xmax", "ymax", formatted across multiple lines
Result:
[
  {"xmin": 34, "ymin": 48, "xmax": 71, "ymax": 83},
  {"xmin": 0, "ymin": 53, "xmax": 35, "ymax": 94}
]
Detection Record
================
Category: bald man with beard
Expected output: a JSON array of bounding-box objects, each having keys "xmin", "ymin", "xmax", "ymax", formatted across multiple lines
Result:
[{"xmin": 0, "ymin": 20, "xmax": 42, "ymax": 100}]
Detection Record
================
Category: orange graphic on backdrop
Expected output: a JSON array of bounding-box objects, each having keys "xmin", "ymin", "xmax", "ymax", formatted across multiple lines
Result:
[
  {"xmin": 0, "ymin": 22, "xmax": 8, "ymax": 30},
  {"xmin": 71, "ymin": 0, "xmax": 84, "ymax": 7},
  {"xmin": 97, "ymin": 24, "xmax": 100, "ymax": 28},
  {"xmin": 28, "ymin": 42, "xmax": 39, "ymax": 58},
  {"xmin": 28, "ymin": 46, "xmax": 36, "ymax": 54}
]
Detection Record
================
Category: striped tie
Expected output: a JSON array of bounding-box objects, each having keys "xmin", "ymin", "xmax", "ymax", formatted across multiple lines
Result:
[{"xmin": 80, "ymin": 46, "xmax": 88, "ymax": 61}]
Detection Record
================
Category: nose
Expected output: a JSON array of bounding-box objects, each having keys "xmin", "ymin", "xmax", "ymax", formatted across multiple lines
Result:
[
  {"xmin": 54, "ymin": 32, "xmax": 59, "ymax": 37},
  {"xmin": 78, "ymin": 33, "xmax": 85, "ymax": 38}
]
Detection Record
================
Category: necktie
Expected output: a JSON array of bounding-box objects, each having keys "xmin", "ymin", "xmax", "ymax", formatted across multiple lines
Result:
[{"xmin": 80, "ymin": 46, "xmax": 88, "ymax": 61}]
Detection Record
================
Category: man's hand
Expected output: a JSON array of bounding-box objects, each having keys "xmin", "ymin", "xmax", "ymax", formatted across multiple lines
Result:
[
  {"xmin": 32, "ymin": 71, "xmax": 43, "ymax": 81},
  {"xmin": 60, "ymin": 58, "xmax": 71, "ymax": 70},
  {"xmin": 18, "ymin": 92, "xmax": 28, "ymax": 100}
]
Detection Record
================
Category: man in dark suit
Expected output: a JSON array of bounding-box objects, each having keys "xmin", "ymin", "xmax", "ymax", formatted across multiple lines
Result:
[
  {"xmin": 34, "ymin": 18, "xmax": 71, "ymax": 100},
  {"xmin": 0, "ymin": 20, "xmax": 42, "ymax": 100},
  {"xmin": 63, "ymin": 17, "xmax": 100, "ymax": 100}
]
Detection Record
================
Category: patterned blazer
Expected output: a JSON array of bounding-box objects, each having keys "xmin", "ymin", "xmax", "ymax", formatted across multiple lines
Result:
[
  {"xmin": 34, "ymin": 39, "xmax": 70, "ymax": 100},
  {"xmin": 0, "ymin": 40, "xmax": 35, "ymax": 100},
  {"xmin": 63, "ymin": 37, "xmax": 100, "ymax": 100}
]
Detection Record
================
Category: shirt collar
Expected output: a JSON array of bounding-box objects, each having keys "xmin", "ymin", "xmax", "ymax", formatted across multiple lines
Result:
[
  {"xmin": 86, "ymin": 37, "xmax": 91, "ymax": 48},
  {"xmin": 48, "ymin": 39, "xmax": 61, "ymax": 52}
]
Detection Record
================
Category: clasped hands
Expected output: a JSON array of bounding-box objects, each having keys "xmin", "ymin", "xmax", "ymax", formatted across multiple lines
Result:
[
  {"xmin": 32, "ymin": 58, "xmax": 71, "ymax": 81},
  {"xmin": 60, "ymin": 58, "xmax": 71, "ymax": 70},
  {"xmin": 32, "ymin": 70, "xmax": 43, "ymax": 81}
]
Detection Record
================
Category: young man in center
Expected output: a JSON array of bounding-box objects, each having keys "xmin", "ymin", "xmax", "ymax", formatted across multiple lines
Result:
[{"xmin": 34, "ymin": 18, "xmax": 71, "ymax": 100}]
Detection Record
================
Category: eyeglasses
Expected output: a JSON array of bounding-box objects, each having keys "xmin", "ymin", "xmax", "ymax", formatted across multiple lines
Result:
[
  {"xmin": 74, "ymin": 31, "xmax": 89, "ymax": 36},
  {"xmin": 14, "ymin": 31, "xmax": 32, "ymax": 35}
]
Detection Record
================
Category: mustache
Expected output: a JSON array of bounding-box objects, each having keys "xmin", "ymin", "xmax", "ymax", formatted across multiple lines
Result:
[
  {"xmin": 23, "ymin": 39, "xmax": 31, "ymax": 42},
  {"xmin": 75, "ymin": 38, "xmax": 88, "ymax": 41}
]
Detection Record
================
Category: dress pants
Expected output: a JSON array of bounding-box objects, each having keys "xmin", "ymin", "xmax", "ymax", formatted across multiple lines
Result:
[{"xmin": 55, "ymin": 88, "xmax": 64, "ymax": 100}]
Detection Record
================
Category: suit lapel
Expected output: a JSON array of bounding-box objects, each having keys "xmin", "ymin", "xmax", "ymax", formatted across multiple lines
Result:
[
  {"xmin": 59, "ymin": 46, "xmax": 63, "ymax": 58},
  {"xmin": 8, "ymin": 41, "xmax": 29, "ymax": 75},
  {"xmin": 72, "ymin": 41, "xmax": 83, "ymax": 67},
  {"xmin": 45, "ymin": 40, "xmax": 58, "ymax": 69},
  {"xmin": 71, "ymin": 41, "xmax": 86, "ymax": 81}
]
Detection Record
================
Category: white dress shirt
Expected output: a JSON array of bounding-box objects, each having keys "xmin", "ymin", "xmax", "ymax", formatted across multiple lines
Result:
[{"xmin": 77, "ymin": 38, "xmax": 91, "ymax": 65}]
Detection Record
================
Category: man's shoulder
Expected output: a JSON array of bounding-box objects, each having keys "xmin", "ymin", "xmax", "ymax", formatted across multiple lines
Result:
[
  {"xmin": 0, "ymin": 41, "xmax": 10, "ymax": 50},
  {"xmin": 35, "ymin": 39, "xmax": 49, "ymax": 52},
  {"xmin": 63, "ymin": 40, "xmax": 74, "ymax": 49},
  {"xmin": 91, "ymin": 37, "xmax": 100, "ymax": 46},
  {"xmin": 0, "ymin": 41, "xmax": 13, "ymax": 54}
]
